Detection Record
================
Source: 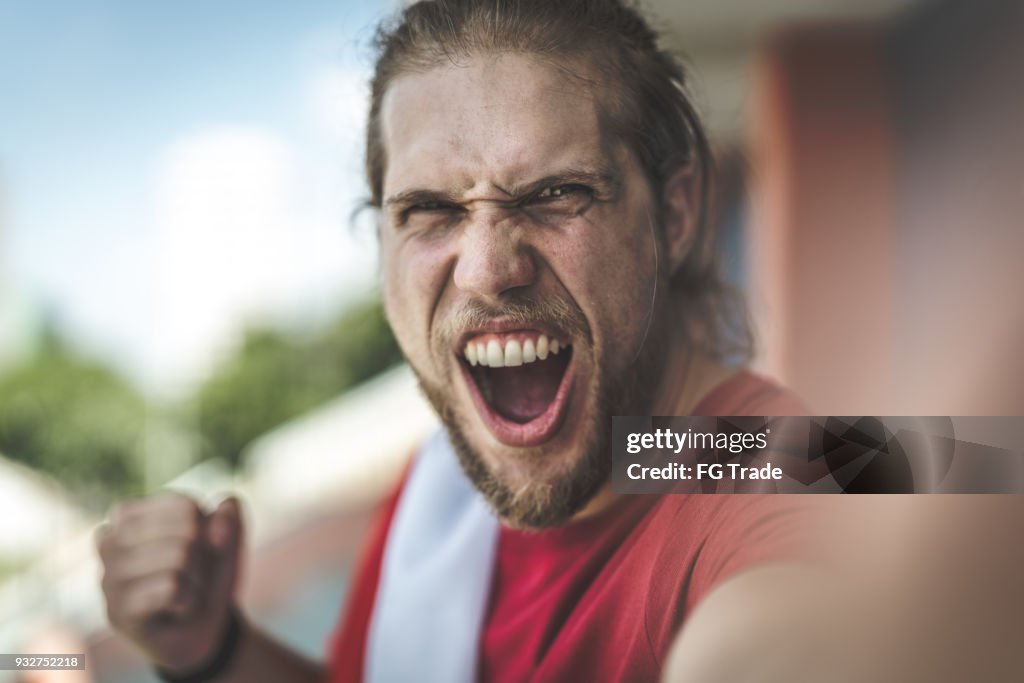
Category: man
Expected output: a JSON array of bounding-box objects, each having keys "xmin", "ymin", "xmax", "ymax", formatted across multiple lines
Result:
[
  {"xmin": 96, "ymin": 2, "xmax": 816, "ymax": 680},
  {"xmin": 95, "ymin": 1, "xmax": 1024, "ymax": 682}
]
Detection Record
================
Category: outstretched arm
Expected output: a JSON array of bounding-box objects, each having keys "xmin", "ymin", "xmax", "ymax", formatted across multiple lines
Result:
[{"xmin": 664, "ymin": 497, "xmax": 1024, "ymax": 682}]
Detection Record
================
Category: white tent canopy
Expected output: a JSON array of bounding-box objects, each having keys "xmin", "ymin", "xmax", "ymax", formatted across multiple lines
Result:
[
  {"xmin": 0, "ymin": 456, "xmax": 86, "ymax": 562},
  {"xmin": 243, "ymin": 363, "xmax": 438, "ymax": 538}
]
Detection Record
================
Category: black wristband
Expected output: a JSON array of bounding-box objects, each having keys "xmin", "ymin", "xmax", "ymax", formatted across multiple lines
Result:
[{"xmin": 155, "ymin": 606, "xmax": 244, "ymax": 683}]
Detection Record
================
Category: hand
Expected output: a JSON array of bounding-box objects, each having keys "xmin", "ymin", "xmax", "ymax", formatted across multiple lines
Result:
[{"xmin": 96, "ymin": 492, "xmax": 244, "ymax": 673}]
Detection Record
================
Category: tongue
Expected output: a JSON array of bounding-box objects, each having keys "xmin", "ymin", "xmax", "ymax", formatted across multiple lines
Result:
[{"xmin": 484, "ymin": 354, "xmax": 568, "ymax": 423}]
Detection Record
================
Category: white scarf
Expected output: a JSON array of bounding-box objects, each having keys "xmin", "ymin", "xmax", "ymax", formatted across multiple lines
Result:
[{"xmin": 365, "ymin": 430, "xmax": 500, "ymax": 683}]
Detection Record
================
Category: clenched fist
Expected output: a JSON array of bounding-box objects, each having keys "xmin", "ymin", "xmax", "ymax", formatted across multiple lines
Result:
[{"xmin": 96, "ymin": 492, "xmax": 244, "ymax": 673}]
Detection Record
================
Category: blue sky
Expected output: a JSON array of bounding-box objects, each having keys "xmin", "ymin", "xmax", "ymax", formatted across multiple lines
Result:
[{"xmin": 0, "ymin": 0, "xmax": 396, "ymax": 392}]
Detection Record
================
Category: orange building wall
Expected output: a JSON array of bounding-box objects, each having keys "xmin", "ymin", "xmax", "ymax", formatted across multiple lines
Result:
[{"xmin": 748, "ymin": 0, "xmax": 1024, "ymax": 415}]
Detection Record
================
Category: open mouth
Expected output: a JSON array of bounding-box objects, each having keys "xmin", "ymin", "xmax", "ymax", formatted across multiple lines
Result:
[{"xmin": 458, "ymin": 331, "xmax": 575, "ymax": 447}]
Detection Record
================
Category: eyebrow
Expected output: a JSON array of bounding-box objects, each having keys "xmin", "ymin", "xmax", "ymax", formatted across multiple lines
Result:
[
  {"xmin": 383, "ymin": 165, "xmax": 622, "ymax": 212},
  {"xmin": 383, "ymin": 188, "xmax": 462, "ymax": 212}
]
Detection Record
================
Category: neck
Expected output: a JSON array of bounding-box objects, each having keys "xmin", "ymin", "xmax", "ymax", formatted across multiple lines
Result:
[{"xmin": 571, "ymin": 326, "xmax": 737, "ymax": 522}]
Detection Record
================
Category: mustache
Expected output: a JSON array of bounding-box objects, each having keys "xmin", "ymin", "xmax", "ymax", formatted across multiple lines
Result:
[{"xmin": 436, "ymin": 294, "xmax": 591, "ymax": 348}]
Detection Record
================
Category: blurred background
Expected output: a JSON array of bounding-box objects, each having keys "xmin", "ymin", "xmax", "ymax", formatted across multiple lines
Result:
[{"xmin": 0, "ymin": 0, "xmax": 1021, "ymax": 680}]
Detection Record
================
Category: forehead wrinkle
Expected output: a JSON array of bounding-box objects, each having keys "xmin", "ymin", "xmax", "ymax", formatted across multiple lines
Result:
[{"xmin": 380, "ymin": 54, "xmax": 613, "ymax": 203}]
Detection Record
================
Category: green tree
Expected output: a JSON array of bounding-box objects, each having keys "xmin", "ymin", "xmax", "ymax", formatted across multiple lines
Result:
[
  {"xmin": 195, "ymin": 295, "xmax": 403, "ymax": 468},
  {"xmin": 0, "ymin": 329, "xmax": 146, "ymax": 511}
]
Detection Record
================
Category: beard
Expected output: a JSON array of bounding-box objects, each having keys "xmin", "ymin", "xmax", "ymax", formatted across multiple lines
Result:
[{"xmin": 411, "ymin": 291, "xmax": 668, "ymax": 529}]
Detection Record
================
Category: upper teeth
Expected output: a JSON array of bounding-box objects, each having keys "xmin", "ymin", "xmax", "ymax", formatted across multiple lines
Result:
[{"xmin": 463, "ymin": 333, "xmax": 568, "ymax": 368}]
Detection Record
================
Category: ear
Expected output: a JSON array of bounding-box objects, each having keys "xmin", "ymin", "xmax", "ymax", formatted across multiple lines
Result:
[{"xmin": 660, "ymin": 163, "xmax": 700, "ymax": 275}]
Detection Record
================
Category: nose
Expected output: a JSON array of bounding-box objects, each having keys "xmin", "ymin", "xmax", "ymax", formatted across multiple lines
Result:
[{"xmin": 452, "ymin": 207, "xmax": 537, "ymax": 303}]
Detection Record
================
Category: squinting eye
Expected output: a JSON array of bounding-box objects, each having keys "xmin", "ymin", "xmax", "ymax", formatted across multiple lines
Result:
[
  {"xmin": 535, "ymin": 184, "xmax": 591, "ymax": 201},
  {"xmin": 410, "ymin": 200, "xmax": 456, "ymax": 213},
  {"xmin": 400, "ymin": 201, "xmax": 463, "ymax": 225},
  {"xmin": 523, "ymin": 184, "xmax": 596, "ymax": 223}
]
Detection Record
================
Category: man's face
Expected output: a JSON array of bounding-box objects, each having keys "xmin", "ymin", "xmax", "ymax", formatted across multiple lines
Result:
[{"xmin": 378, "ymin": 53, "xmax": 668, "ymax": 527}]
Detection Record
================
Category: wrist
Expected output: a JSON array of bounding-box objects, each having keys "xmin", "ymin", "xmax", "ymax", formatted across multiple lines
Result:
[{"xmin": 155, "ymin": 606, "xmax": 245, "ymax": 683}]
